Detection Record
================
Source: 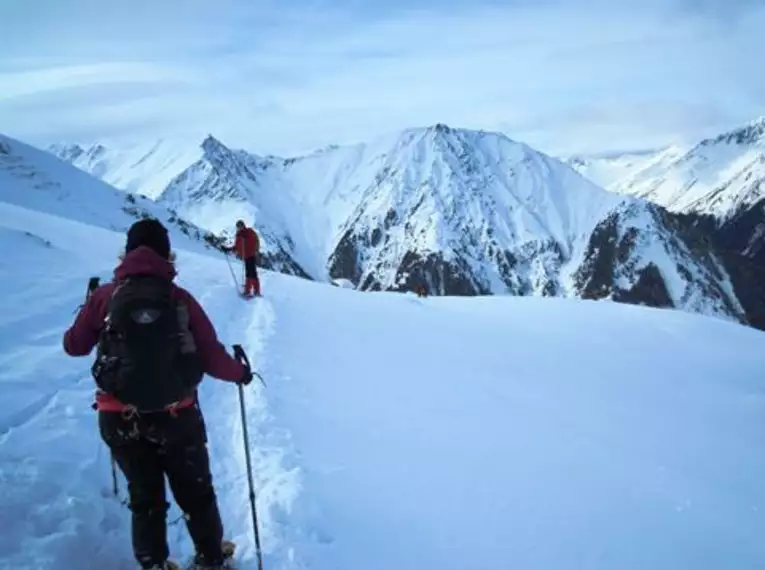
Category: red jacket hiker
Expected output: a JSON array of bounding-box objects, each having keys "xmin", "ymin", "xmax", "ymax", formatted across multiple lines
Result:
[
  {"xmin": 230, "ymin": 220, "xmax": 261, "ymax": 297},
  {"xmin": 234, "ymin": 225, "xmax": 259, "ymax": 259},
  {"xmin": 63, "ymin": 245, "xmax": 246, "ymax": 413},
  {"xmin": 63, "ymin": 219, "xmax": 248, "ymax": 569}
]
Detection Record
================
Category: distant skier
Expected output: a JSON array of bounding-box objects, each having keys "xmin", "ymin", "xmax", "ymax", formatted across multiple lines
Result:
[
  {"xmin": 224, "ymin": 220, "xmax": 261, "ymax": 297},
  {"xmin": 63, "ymin": 218, "xmax": 252, "ymax": 570}
]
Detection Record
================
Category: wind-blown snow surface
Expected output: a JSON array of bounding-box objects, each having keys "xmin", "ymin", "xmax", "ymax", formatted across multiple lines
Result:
[{"xmin": 1, "ymin": 200, "xmax": 765, "ymax": 568}]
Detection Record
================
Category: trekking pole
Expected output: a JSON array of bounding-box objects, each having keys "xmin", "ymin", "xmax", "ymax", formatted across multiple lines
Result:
[
  {"xmin": 84, "ymin": 277, "xmax": 122, "ymax": 502},
  {"xmin": 111, "ymin": 456, "xmax": 120, "ymax": 498},
  {"xmin": 232, "ymin": 344, "xmax": 264, "ymax": 570},
  {"xmin": 224, "ymin": 251, "xmax": 240, "ymax": 291}
]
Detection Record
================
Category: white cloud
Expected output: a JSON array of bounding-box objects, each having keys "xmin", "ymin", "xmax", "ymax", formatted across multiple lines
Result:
[
  {"xmin": 0, "ymin": 63, "xmax": 193, "ymax": 101},
  {"xmin": 2, "ymin": 0, "xmax": 764, "ymax": 156}
]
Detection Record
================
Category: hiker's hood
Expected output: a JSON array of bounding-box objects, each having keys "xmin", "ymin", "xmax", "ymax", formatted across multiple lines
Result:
[{"xmin": 114, "ymin": 246, "xmax": 176, "ymax": 282}]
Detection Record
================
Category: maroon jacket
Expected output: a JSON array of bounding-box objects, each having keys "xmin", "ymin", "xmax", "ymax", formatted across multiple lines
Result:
[{"xmin": 63, "ymin": 246, "xmax": 246, "ymax": 412}]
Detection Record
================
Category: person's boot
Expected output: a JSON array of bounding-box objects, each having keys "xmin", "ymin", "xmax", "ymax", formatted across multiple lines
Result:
[
  {"xmin": 245, "ymin": 278, "xmax": 260, "ymax": 297},
  {"xmin": 190, "ymin": 553, "xmax": 225, "ymax": 570},
  {"xmin": 190, "ymin": 540, "xmax": 235, "ymax": 569}
]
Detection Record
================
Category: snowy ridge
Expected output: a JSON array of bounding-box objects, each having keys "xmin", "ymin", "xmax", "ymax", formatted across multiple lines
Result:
[
  {"xmin": 573, "ymin": 117, "xmax": 765, "ymax": 221},
  {"xmin": 48, "ymin": 139, "xmax": 203, "ymax": 200}
]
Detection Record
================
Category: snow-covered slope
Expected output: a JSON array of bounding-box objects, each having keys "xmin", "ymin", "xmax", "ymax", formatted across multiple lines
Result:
[
  {"xmin": 48, "ymin": 125, "xmax": 757, "ymax": 327},
  {"xmin": 1, "ymin": 196, "xmax": 765, "ymax": 570},
  {"xmin": 49, "ymin": 137, "xmax": 312, "ymax": 279},
  {"xmin": 1, "ymin": 133, "xmax": 223, "ymax": 256},
  {"xmin": 604, "ymin": 117, "xmax": 765, "ymax": 220},
  {"xmin": 48, "ymin": 139, "xmax": 203, "ymax": 200},
  {"xmin": 566, "ymin": 147, "xmax": 685, "ymax": 194}
]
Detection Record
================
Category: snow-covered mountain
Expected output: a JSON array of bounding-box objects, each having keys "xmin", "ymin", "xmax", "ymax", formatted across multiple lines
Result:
[
  {"xmin": 50, "ymin": 137, "xmax": 313, "ymax": 278},
  {"xmin": 1, "ymin": 133, "xmax": 223, "ymax": 257},
  {"xmin": 283, "ymin": 126, "xmax": 742, "ymax": 319},
  {"xmin": 614, "ymin": 118, "xmax": 765, "ymax": 220},
  {"xmin": 49, "ymin": 125, "xmax": 762, "ymax": 328},
  {"xmin": 157, "ymin": 135, "xmax": 311, "ymax": 278},
  {"xmin": 569, "ymin": 118, "xmax": 765, "ymax": 266}
]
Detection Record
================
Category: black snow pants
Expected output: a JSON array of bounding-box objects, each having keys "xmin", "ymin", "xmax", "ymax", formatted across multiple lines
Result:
[
  {"xmin": 243, "ymin": 255, "xmax": 258, "ymax": 279},
  {"xmin": 99, "ymin": 404, "xmax": 225, "ymax": 569}
]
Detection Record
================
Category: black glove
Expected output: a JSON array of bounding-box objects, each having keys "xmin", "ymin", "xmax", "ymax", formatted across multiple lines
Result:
[
  {"xmin": 238, "ymin": 366, "xmax": 253, "ymax": 385},
  {"xmin": 232, "ymin": 344, "xmax": 253, "ymax": 385}
]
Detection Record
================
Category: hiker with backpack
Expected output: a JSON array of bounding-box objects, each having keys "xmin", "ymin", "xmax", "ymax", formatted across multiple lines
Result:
[
  {"xmin": 63, "ymin": 218, "xmax": 253, "ymax": 570},
  {"xmin": 223, "ymin": 220, "xmax": 261, "ymax": 297}
]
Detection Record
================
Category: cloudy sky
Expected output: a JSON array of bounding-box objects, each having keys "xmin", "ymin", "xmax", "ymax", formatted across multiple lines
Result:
[{"xmin": 1, "ymin": 0, "xmax": 764, "ymax": 157}]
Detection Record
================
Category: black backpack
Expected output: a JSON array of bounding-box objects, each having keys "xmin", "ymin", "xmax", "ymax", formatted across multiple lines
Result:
[{"xmin": 91, "ymin": 275, "xmax": 204, "ymax": 411}]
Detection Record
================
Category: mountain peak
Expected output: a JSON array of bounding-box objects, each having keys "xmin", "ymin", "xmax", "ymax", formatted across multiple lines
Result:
[
  {"xmin": 200, "ymin": 134, "xmax": 231, "ymax": 157},
  {"xmin": 704, "ymin": 117, "xmax": 765, "ymax": 147},
  {"xmin": 403, "ymin": 123, "xmax": 493, "ymax": 140},
  {"xmin": 428, "ymin": 122, "xmax": 454, "ymax": 135}
]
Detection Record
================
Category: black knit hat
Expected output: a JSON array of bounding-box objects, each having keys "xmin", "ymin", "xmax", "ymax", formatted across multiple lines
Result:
[{"xmin": 126, "ymin": 218, "xmax": 171, "ymax": 259}]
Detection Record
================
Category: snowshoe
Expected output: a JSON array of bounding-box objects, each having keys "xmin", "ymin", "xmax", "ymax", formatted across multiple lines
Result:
[
  {"xmin": 187, "ymin": 540, "xmax": 236, "ymax": 569},
  {"xmin": 163, "ymin": 539, "xmax": 236, "ymax": 570}
]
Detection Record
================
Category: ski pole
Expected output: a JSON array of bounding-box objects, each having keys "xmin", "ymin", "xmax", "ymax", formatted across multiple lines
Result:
[
  {"xmin": 232, "ymin": 344, "xmax": 264, "ymax": 570},
  {"xmin": 224, "ymin": 251, "xmax": 240, "ymax": 291},
  {"xmin": 111, "ymin": 455, "xmax": 119, "ymax": 498}
]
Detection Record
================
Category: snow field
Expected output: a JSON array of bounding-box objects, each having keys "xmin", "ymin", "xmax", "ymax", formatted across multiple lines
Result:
[{"xmin": 261, "ymin": 279, "xmax": 765, "ymax": 570}]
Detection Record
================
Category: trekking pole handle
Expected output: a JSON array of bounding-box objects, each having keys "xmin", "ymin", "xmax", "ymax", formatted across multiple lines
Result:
[
  {"xmin": 232, "ymin": 344, "xmax": 250, "ymax": 367},
  {"xmin": 232, "ymin": 344, "xmax": 267, "ymax": 388},
  {"xmin": 75, "ymin": 276, "xmax": 102, "ymax": 313}
]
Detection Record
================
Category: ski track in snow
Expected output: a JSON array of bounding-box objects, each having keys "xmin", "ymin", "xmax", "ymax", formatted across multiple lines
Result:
[
  {"xmin": 191, "ymin": 278, "xmax": 306, "ymax": 570},
  {"xmin": 0, "ymin": 244, "xmax": 304, "ymax": 569}
]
